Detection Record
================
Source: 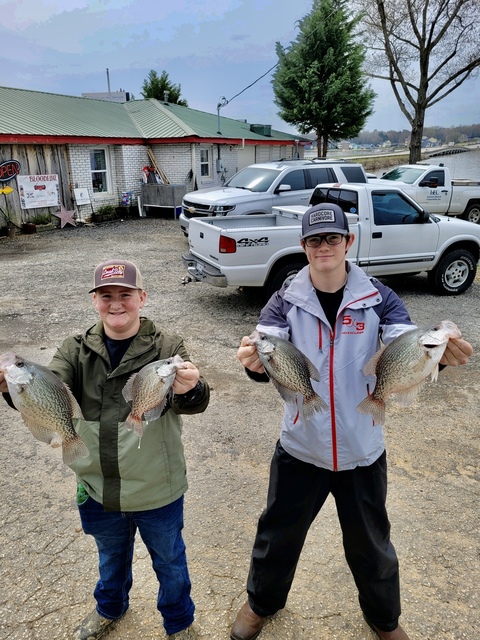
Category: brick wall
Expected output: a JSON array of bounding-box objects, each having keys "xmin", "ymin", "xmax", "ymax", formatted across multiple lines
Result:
[{"xmin": 67, "ymin": 141, "xmax": 295, "ymax": 220}]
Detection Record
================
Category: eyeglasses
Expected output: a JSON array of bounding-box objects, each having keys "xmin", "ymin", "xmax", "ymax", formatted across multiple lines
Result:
[{"xmin": 304, "ymin": 234, "xmax": 345, "ymax": 247}]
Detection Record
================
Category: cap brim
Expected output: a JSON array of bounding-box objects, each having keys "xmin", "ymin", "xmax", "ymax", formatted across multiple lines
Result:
[
  {"xmin": 89, "ymin": 283, "xmax": 142, "ymax": 293},
  {"xmin": 301, "ymin": 228, "xmax": 349, "ymax": 240}
]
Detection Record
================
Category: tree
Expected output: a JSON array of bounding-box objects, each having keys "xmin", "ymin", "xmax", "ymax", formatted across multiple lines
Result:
[
  {"xmin": 356, "ymin": 0, "xmax": 480, "ymax": 163},
  {"xmin": 140, "ymin": 69, "xmax": 188, "ymax": 106},
  {"xmin": 272, "ymin": 0, "xmax": 375, "ymax": 158}
]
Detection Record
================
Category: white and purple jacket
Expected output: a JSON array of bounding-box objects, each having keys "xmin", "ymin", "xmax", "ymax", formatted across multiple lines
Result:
[{"xmin": 254, "ymin": 263, "xmax": 415, "ymax": 471}]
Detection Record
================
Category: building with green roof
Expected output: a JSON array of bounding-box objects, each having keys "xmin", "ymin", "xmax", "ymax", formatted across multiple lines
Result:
[{"xmin": 0, "ymin": 86, "xmax": 307, "ymax": 228}]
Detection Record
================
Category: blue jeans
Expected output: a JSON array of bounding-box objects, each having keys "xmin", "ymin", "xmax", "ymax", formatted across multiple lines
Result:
[{"xmin": 78, "ymin": 495, "xmax": 194, "ymax": 635}]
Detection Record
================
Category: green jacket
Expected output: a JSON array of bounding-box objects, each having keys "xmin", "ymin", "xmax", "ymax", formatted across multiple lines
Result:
[{"xmin": 49, "ymin": 317, "xmax": 209, "ymax": 512}]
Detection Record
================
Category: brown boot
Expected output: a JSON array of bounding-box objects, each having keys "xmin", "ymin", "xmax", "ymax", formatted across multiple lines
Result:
[
  {"xmin": 364, "ymin": 615, "xmax": 411, "ymax": 640},
  {"xmin": 230, "ymin": 602, "xmax": 266, "ymax": 640}
]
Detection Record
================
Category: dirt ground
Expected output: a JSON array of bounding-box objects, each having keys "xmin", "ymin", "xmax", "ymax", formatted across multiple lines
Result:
[{"xmin": 0, "ymin": 217, "xmax": 478, "ymax": 640}]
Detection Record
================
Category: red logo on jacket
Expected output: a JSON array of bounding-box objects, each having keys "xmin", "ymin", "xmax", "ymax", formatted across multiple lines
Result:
[{"xmin": 342, "ymin": 315, "xmax": 365, "ymax": 334}]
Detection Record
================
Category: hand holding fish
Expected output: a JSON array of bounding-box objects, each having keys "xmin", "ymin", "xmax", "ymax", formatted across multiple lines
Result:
[
  {"xmin": 237, "ymin": 336, "xmax": 265, "ymax": 374},
  {"xmin": 440, "ymin": 337, "xmax": 473, "ymax": 366},
  {"xmin": 0, "ymin": 351, "xmax": 89, "ymax": 465},
  {"xmin": 172, "ymin": 361, "xmax": 200, "ymax": 394},
  {"xmin": 357, "ymin": 320, "xmax": 467, "ymax": 424},
  {"xmin": 243, "ymin": 331, "xmax": 328, "ymax": 419},
  {"xmin": 122, "ymin": 355, "xmax": 189, "ymax": 437}
]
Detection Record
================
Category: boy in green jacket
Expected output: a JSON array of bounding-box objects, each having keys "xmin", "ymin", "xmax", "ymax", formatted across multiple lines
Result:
[{"xmin": 1, "ymin": 259, "xmax": 209, "ymax": 640}]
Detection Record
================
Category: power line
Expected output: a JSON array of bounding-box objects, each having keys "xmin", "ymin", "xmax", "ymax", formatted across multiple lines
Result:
[{"xmin": 217, "ymin": 62, "xmax": 279, "ymax": 110}]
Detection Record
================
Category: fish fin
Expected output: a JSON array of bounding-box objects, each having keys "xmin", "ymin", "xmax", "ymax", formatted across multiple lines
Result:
[
  {"xmin": 125, "ymin": 413, "xmax": 144, "ymax": 437},
  {"xmin": 122, "ymin": 373, "xmax": 137, "ymax": 402},
  {"xmin": 144, "ymin": 394, "xmax": 170, "ymax": 422},
  {"xmin": 62, "ymin": 435, "xmax": 90, "ymax": 465},
  {"xmin": 430, "ymin": 363, "xmax": 440, "ymax": 383},
  {"xmin": 270, "ymin": 379, "xmax": 298, "ymax": 404},
  {"xmin": 357, "ymin": 396, "xmax": 385, "ymax": 424},
  {"xmin": 303, "ymin": 393, "xmax": 328, "ymax": 420},
  {"xmin": 50, "ymin": 434, "xmax": 63, "ymax": 448},
  {"xmin": 65, "ymin": 385, "xmax": 84, "ymax": 419},
  {"xmin": 363, "ymin": 346, "xmax": 386, "ymax": 376},
  {"xmin": 22, "ymin": 417, "xmax": 56, "ymax": 445},
  {"xmin": 392, "ymin": 380, "xmax": 426, "ymax": 407},
  {"xmin": 302, "ymin": 354, "xmax": 321, "ymax": 382}
]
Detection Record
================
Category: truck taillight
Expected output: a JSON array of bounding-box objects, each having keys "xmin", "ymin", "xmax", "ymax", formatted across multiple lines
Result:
[{"xmin": 219, "ymin": 235, "xmax": 237, "ymax": 253}]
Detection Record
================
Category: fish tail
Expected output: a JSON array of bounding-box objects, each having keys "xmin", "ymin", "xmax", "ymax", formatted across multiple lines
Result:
[
  {"xmin": 356, "ymin": 396, "xmax": 385, "ymax": 425},
  {"xmin": 125, "ymin": 413, "xmax": 144, "ymax": 437},
  {"xmin": 303, "ymin": 392, "xmax": 328, "ymax": 420},
  {"xmin": 62, "ymin": 434, "xmax": 90, "ymax": 466}
]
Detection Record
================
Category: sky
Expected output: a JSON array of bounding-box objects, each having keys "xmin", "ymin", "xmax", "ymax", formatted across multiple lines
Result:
[{"xmin": 1, "ymin": 0, "xmax": 478, "ymax": 136}]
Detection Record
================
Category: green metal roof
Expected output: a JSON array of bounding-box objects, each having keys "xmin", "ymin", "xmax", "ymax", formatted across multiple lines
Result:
[
  {"xmin": 0, "ymin": 86, "xmax": 141, "ymax": 138},
  {"xmin": 0, "ymin": 85, "xmax": 306, "ymax": 143}
]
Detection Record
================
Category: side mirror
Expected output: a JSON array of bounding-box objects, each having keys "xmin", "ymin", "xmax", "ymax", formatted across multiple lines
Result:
[{"xmin": 276, "ymin": 184, "xmax": 292, "ymax": 193}]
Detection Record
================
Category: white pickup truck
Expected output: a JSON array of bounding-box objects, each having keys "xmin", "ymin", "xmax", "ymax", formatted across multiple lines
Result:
[
  {"xmin": 182, "ymin": 182, "xmax": 480, "ymax": 297},
  {"xmin": 372, "ymin": 163, "xmax": 480, "ymax": 223}
]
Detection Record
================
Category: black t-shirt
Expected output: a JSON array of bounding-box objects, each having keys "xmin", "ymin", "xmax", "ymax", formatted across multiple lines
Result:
[
  {"xmin": 103, "ymin": 334, "xmax": 135, "ymax": 370},
  {"xmin": 315, "ymin": 285, "xmax": 345, "ymax": 330}
]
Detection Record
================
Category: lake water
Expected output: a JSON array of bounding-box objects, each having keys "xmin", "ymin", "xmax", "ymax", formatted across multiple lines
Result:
[{"xmin": 377, "ymin": 148, "xmax": 480, "ymax": 180}]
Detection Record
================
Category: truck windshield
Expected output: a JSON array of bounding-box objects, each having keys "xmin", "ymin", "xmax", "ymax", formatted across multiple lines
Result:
[
  {"xmin": 380, "ymin": 167, "xmax": 426, "ymax": 184},
  {"xmin": 225, "ymin": 168, "xmax": 280, "ymax": 192}
]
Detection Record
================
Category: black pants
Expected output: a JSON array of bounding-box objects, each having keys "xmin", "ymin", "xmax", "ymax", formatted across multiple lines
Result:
[{"xmin": 247, "ymin": 442, "xmax": 401, "ymax": 632}]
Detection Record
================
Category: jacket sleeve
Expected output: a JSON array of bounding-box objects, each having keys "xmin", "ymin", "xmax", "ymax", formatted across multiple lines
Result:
[
  {"xmin": 169, "ymin": 339, "xmax": 210, "ymax": 415},
  {"xmin": 48, "ymin": 336, "xmax": 81, "ymax": 390},
  {"xmin": 242, "ymin": 290, "xmax": 291, "ymax": 384},
  {"xmin": 373, "ymin": 279, "xmax": 415, "ymax": 345}
]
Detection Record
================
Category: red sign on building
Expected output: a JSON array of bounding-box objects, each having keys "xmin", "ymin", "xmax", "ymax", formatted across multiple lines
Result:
[{"xmin": 0, "ymin": 160, "xmax": 21, "ymax": 183}]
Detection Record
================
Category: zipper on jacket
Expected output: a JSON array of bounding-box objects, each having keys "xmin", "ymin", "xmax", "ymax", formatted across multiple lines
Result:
[
  {"xmin": 327, "ymin": 329, "xmax": 338, "ymax": 471},
  {"xmin": 325, "ymin": 292, "xmax": 378, "ymax": 472}
]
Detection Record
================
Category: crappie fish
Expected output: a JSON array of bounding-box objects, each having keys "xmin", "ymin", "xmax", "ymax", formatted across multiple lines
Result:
[
  {"xmin": 0, "ymin": 352, "xmax": 88, "ymax": 465},
  {"xmin": 247, "ymin": 330, "xmax": 328, "ymax": 420},
  {"xmin": 357, "ymin": 320, "xmax": 462, "ymax": 424},
  {"xmin": 122, "ymin": 354, "xmax": 186, "ymax": 437}
]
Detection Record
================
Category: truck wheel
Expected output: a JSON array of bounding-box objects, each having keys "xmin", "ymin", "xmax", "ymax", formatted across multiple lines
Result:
[
  {"xmin": 462, "ymin": 204, "xmax": 480, "ymax": 224},
  {"xmin": 428, "ymin": 249, "xmax": 477, "ymax": 295},
  {"xmin": 266, "ymin": 262, "xmax": 306, "ymax": 298}
]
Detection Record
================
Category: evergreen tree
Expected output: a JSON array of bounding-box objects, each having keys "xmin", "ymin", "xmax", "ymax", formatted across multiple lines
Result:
[
  {"xmin": 140, "ymin": 69, "xmax": 188, "ymax": 106},
  {"xmin": 272, "ymin": 0, "xmax": 375, "ymax": 158}
]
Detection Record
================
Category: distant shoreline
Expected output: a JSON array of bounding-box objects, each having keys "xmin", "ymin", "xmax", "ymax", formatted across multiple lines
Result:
[{"xmin": 318, "ymin": 142, "xmax": 480, "ymax": 172}]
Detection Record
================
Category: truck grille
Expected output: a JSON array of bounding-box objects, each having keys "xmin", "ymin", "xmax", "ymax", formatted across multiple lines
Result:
[{"xmin": 182, "ymin": 200, "xmax": 211, "ymax": 218}]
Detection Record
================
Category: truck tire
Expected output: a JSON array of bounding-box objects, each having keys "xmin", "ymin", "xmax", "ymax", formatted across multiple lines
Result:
[
  {"xmin": 427, "ymin": 249, "xmax": 477, "ymax": 295},
  {"xmin": 265, "ymin": 262, "xmax": 307, "ymax": 298},
  {"xmin": 461, "ymin": 204, "xmax": 480, "ymax": 224}
]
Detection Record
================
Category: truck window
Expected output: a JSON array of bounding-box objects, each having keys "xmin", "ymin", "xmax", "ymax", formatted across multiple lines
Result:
[
  {"xmin": 372, "ymin": 192, "xmax": 422, "ymax": 225},
  {"xmin": 309, "ymin": 187, "xmax": 358, "ymax": 214},
  {"xmin": 340, "ymin": 166, "xmax": 367, "ymax": 183},
  {"xmin": 278, "ymin": 170, "xmax": 306, "ymax": 191},
  {"xmin": 421, "ymin": 170, "xmax": 445, "ymax": 187}
]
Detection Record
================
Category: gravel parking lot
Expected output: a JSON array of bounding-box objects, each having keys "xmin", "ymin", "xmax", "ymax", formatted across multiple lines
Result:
[{"xmin": 0, "ymin": 216, "xmax": 478, "ymax": 640}]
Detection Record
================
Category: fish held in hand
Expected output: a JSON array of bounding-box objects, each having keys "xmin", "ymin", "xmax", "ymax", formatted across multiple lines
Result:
[
  {"xmin": 357, "ymin": 320, "xmax": 462, "ymax": 424},
  {"xmin": 0, "ymin": 352, "xmax": 88, "ymax": 465},
  {"xmin": 122, "ymin": 355, "xmax": 186, "ymax": 437},
  {"xmin": 247, "ymin": 330, "xmax": 327, "ymax": 420}
]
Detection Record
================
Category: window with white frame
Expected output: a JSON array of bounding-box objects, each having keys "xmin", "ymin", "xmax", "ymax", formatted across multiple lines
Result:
[
  {"xmin": 90, "ymin": 148, "xmax": 110, "ymax": 193},
  {"xmin": 200, "ymin": 148, "xmax": 211, "ymax": 177}
]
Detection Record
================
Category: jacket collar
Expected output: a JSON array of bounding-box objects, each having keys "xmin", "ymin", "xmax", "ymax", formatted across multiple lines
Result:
[{"xmin": 284, "ymin": 262, "xmax": 382, "ymax": 314}]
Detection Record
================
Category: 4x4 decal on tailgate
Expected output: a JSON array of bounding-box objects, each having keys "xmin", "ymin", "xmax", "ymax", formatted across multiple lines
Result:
[{"xmin": 237, "ymin": 237, "xmax": 270, "ymax": 247}]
